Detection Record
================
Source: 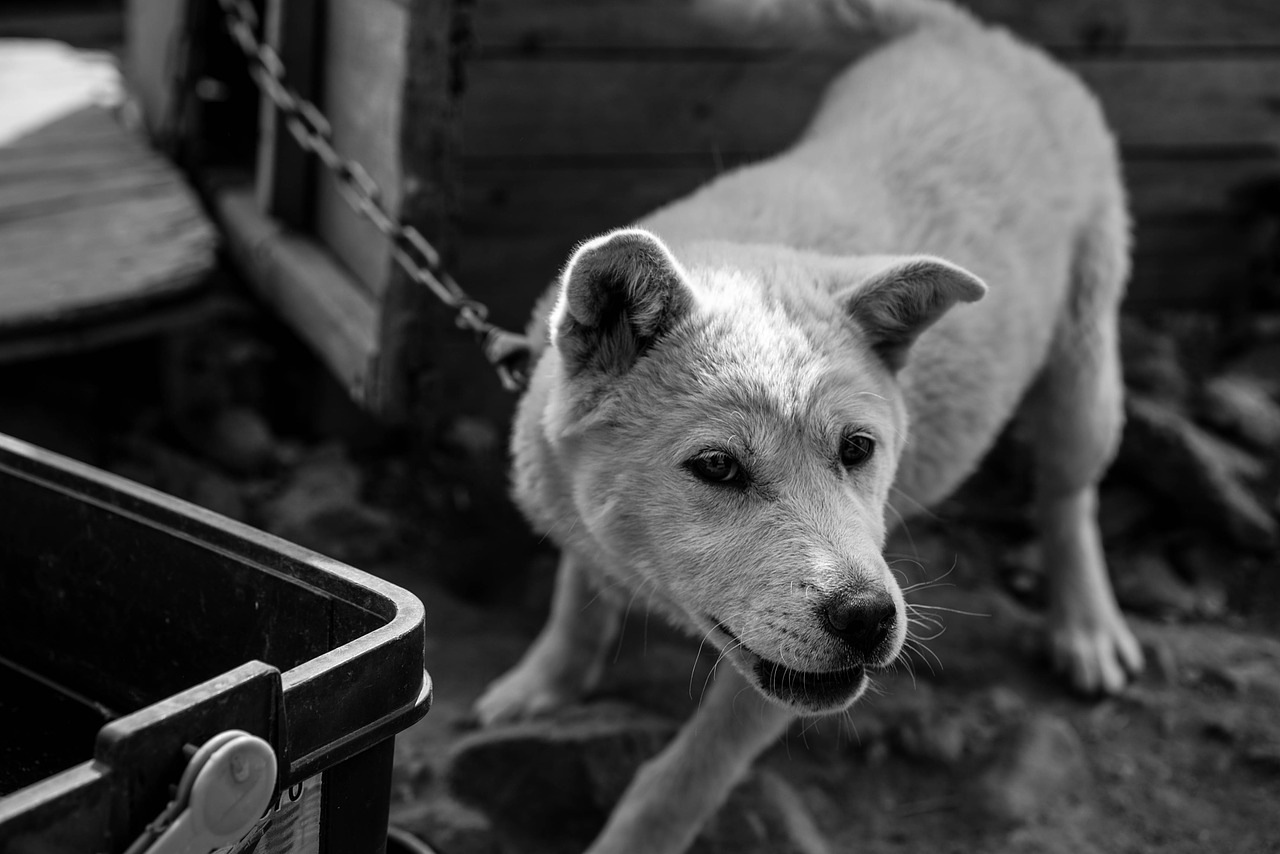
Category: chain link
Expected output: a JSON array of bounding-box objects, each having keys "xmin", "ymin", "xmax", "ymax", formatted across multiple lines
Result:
[{"xmin": 214, "ymin": 0, "xmax": 530, "ymax": 392}]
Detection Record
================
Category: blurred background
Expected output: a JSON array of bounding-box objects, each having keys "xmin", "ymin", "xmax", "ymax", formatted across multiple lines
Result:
[{"xmin": 2, "ymin": 1, "xmax": 1279, "ymax": 852}]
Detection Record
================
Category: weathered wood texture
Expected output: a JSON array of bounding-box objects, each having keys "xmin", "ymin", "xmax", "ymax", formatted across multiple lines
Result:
[
  {"xmin": 470, "ymin": 0, "xmax": 1280, "ymax": 50},
  {"xmin": 215, "ymin": 183, "xmax": 380, "ymax": 397},
  {"xmin": 455, "ymin": 0, "xmax": 1280, "ymax": 311},
  {"xmin": 255, "ymin": 0, "xmax": 323, "ymax": 227},
  {"xmin": 220, "ymin": 0, "xmax": 413, "ymax": 407},
  {"xmin": 190, "ymin": 0, "xmax": 1280, "ymax": 415},
  {"xmin": 0, "ymin": 106, "xmax": 216, "ymax": 356},
  {"xmin": 124, "ymin": 0, "xmax": 186, "ymax": 145},
  {"xmin": 371, "ymin": 0, "xmax": 477, "ymax": 420},
  {"xmin": 0, "ymin": 2, "xmax": 123, "ymax": 48},
  {"xmin": 313, "ymin": 0, "xmax": 407, "ymax": 297}
]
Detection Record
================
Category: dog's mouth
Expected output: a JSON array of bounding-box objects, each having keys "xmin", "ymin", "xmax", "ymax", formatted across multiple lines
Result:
[{"xmin": 710, "ymin": 620, "xmax": 869, "ymax": 713}]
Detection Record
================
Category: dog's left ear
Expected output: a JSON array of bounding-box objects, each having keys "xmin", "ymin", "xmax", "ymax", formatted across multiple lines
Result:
[
  {"xmin": 551, "ymin": 228, "xmax": 695, "ymax": 376},
  {"xmin": 837, "ymin": 255, "xmax": 987, "ymax": 371}
]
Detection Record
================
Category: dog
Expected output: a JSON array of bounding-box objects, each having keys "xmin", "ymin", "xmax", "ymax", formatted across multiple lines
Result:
[{"xmin": 475, "ymin": 1, "xmax": 1145, "ymax": 851}]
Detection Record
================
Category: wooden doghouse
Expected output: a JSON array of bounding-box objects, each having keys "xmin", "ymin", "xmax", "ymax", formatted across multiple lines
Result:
[{"xmin": 127, "ymin": 0, "xmax": 1280, "ymax": 421}]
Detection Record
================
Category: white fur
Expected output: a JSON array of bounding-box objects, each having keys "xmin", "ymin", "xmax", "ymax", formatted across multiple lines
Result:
[{"xmin": 476, "ymin": 2, "xmax": 1144, "ymax": 852}]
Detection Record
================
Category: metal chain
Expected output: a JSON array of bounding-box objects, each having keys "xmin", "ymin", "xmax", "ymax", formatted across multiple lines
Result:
[{"xmin": 215, "ymin": 0, "xmax": 530, "ymax": 392}]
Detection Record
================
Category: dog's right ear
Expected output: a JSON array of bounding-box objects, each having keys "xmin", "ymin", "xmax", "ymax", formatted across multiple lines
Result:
[
  {"xmin": 550, "ymin": 228, "xmax": 695, "ymax": 376},
  {"xmin": 836, "ymin": 255, "xmax": 987, "ymax": 371}
]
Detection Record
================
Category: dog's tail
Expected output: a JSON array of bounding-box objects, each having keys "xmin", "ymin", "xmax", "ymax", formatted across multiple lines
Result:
[{"xmin": 696, "ymin": 0, "xmax": 977, "ymax": 44}]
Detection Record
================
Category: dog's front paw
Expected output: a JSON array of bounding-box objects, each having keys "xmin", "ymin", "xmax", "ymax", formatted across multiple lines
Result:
[
  {"xmin": 1049, "ymin": 612, "xmax": 1144, "ymax": 695},
  {"xmin": 474, "ymin": 657, "xmax": 583, "ymax": 726}
]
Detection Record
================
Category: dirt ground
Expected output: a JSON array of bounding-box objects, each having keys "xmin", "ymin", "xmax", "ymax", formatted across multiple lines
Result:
[
  {"xmin": 2, "ymin": 298, "xmax": 1278, "ymax": 854},
  {"xmin": 379, "ymin": 482, "xmax": 1280, "ymax": 854}
]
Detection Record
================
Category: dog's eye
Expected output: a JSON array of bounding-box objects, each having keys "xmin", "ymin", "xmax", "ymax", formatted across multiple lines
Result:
[
  {"xmin": 840, "ymin": 433, "xmax": 875, "ymax": 468},
  {"xmin": 685, "ymin": 451, "xmax": 745, "ymax": 486}
]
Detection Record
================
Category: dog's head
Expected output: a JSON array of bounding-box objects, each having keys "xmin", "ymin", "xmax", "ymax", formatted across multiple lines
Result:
[{"xmin": 538, "ymin": 228, "xmax": 985, "ymax": 714}]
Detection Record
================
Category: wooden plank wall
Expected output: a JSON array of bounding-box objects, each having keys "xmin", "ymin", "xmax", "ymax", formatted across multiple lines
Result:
[
  {"xmin": 456, "ymin": 0, "xmax": 1280, "ymax": 317},
  {"xmin": 314, "ymin": 0, "xmax": 407, "ymax": 297}
]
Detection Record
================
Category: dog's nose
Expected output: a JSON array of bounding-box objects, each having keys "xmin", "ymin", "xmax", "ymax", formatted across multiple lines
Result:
[{"xmin": 822, "ymin": 592, "xmax": 896, "ymax": 656}]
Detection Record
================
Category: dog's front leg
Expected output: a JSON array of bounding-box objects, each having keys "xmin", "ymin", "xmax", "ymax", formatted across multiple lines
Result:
[
  {"xmin": 475, "ymin": 549, "xmax": 619, "ymax": 724},
  {"xmin": 586, "ymin": 665, "xmax": 795, "ymax": 854}
]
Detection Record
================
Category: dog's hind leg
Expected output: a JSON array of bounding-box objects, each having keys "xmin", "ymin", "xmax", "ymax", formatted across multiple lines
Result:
[
  {"xmin": 474, "ymin": 550, "xmax": 620, "ymax": 724},
  {"xmin": 1023, "ymin": 199, "xmax": 1144, "ymax": 694},
  {"xmin": 586, "ymin": 666, "xmax": 798, "ymax": 854}
]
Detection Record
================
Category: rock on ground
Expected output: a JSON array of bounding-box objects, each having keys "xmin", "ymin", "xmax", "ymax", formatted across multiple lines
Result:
[
  {"xmin": 446, "ymin": 702, "xmax": 678, "ymax": 838},
  {"xmin": 693, "ymin": 771, "xmax": 829, "ymax": 854},
  {"xmin": 1119, "ymin": 316, "xmax": 1191, "ymax": 402},
  {"xmin": 1120, "ymin": 394, "xmax": 1277, "ymax": 549},
  {"xmin": 1199, "ymin": 374, "xmax": 1280, "ymax": 451},
  {"xmin": 1111, "ymin": 550, "xmax": 1226, "ymax": 621},
  {"xmin": 258, "ymin": 444, "xmax": 402, "ymax": 562},
  {"xmin": 444, "ymin": 702, "xmax": 830, "ymax": 854},
  {"xmin": 394, "ymin": 798, "xmax": 504, "ymax": 854},
  {"xmin": 973, "ymin": 713, "xmax": 1091, "ymax": 826}
]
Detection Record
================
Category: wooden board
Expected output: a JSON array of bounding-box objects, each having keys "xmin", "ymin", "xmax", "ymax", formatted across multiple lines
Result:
[
  {"xmin": 459, "ymin": 158, "xmax": 1280, "ymax": 236},
  {"xmin": 215, "ymin": 183, "xmax": 380, "ymax": 399},
  {"xmin": 369, "ymin": 0, "xmax": 473, "ymax": 419},
  {"xmin": 1076, "ymin": 58, "xmax": 1280, "ymax": 153},
  {"xmin": 472, "ymin": 0, "xmax": 1280, "ymax": 52},
  {"xmin": 461, "ymin": 56, "xmax": 1280, "ymax": 159},
  {"xmin": 461, "ymin": 55, "xmax": 841, "ymax": 160},
  {"xmin": 313, "ymin": 0, "xmax": 406, "ymax": 297},
  {"xmin": 255, "ymin": 0, "xmax": 323, "ymax": 227},
  {"xmin": 1124, "ymin": 158, "xmax": 1280, "ymax": 218},
  {"xmin": 455, "ymin": 152, "xmax": 1279, "ymax": 310},
  {"xmin": 456, "ymin": 0, "xmax": 1280, "ymax": 313},
  {"xmin": 453, "ymin": 221, "xmax": 1258, "ymax": 315},
  {"xmin": 0, "ymin": 3, "xmax": 123, "ymax": 48},
  {"xmin": 124, "ymin": 0, "xmax": 186, "ymax": 145},
  {"xmin": 0, "ymin": 105, "xmax": 216, "ymax": 342}
]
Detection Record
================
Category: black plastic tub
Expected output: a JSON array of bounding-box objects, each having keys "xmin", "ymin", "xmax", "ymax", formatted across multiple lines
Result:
[{"xmin": 0, "ymin": 434, "xmax": 432, "ymax": 854}]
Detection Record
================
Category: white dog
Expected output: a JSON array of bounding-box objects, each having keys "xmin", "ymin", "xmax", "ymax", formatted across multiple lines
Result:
[{"xmin": 476, "ymin": 1, "xmax": 1144, "ymax": 851}]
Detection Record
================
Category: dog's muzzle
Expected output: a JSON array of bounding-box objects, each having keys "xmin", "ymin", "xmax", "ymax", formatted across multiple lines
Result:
[
  {"xmin": 753, "ymin": 658, "xmax": 868, "ymax": 711},
  {"xmin": 712, "ymin": 620, "xmax": 873, "ymax": 713}
]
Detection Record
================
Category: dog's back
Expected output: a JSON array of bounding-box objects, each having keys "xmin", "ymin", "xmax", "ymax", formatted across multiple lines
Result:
[{"xmin": 644, "ymin": 0, "xmax": 1131, "ymax": 509}]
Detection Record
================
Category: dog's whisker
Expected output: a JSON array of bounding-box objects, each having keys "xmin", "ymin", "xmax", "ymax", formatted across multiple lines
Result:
[
  {"xmin": 895, "ymin": 651, "xmax": 919, "ymax": 689},
  {"xmin": 907, "ymin": 626, "xmax": 945, "ymax": 643},
  {"xmin": 905, "ymin": 607, "xmax": 945, "ymax": 625},
  {"xmin": 902, "ymin": 637, "xmax": 944, "ymax": 674},
  {"xmin": 888, "ymin": 486, "xmax": 938, "ymax": 523},
  {"xmin": 906, "ymin": 613, "xmax": 945, "ymax": 631},
  {"xmin": 697, "ymin": 639, "xmax": 747, "ymax": 709},
  {"xmin": 690, "ymin": 622, "xmax": 726, "ymax": 699},
  {"xmin": 796, "ymin": 715, "xmax": 819, "ymax": 750},
  {"xmin": 909, "ymin": 627, "xmax": 946, "ymax": 643},
  {"xmin": 711, "ymin": 638, "xmax": 744, "ymax": 671},
  {"xmin": 901, "ymin": 578, "xmax": 956, "ymax": 595},
  {"xmin": 901, "ymin": 634, "xmax": 930, "ymax": 658},
  {"xmin": 884, "ymin": 500, "xmax": 919, "ymax": 555},
  {"xmin": 538, "ymin": 511, "xmax": 581, "ymax": 546},
  {"xmin": 846, "ymin": 709, "xmax": 861, "ymax": 749},
  {"xmin": 905, "ymin": 610, "xmax": 946, "ymax": 627},
  {"xmin": 640, "ymin": 576, "xmax": 660, "ymax": 657},
  {"xmin": 900, "ymin": 558, "xmax": 960, "ymax": 592},
  {"xmin": 908, "ymin": 603, "xmax": 989, "ymax": 618},
  {"xmin": 607, "ymin": 572, "xmax": 663, "ymax": 665},
  {"xmin": 905, "ymin": 608, "xmax": 944, "ymax": 623},
  {"xmin": 906, "ymin": 617, "xmax": 947, "ymax": 642}
]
